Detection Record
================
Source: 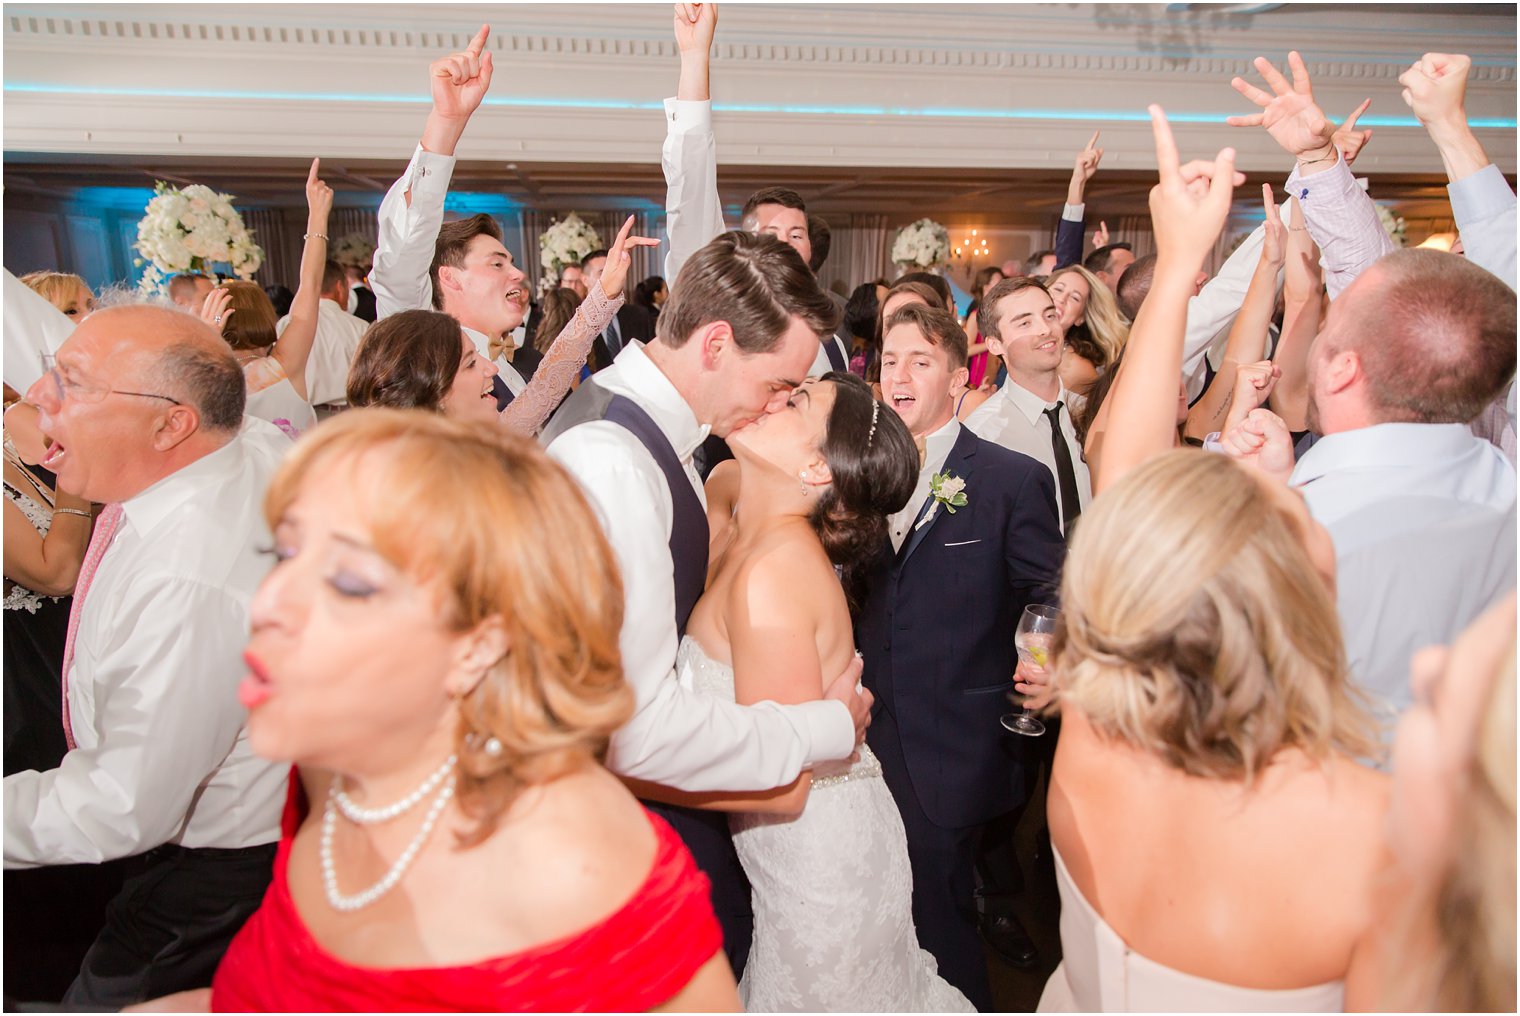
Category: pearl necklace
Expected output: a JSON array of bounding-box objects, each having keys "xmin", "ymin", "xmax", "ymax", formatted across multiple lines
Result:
[
  {"xmin": 333, "ymin": 754, "xmax": 457, "ymax": 824},
  {"xmin": 320, "ymin": 764, "xmax": 457, "ymax": 912}
]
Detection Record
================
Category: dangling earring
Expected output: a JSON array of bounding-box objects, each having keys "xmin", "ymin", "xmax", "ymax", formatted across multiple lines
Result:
[{"xmin": 799, "ymin": 469, "xmax": 809, "ymax": 497}]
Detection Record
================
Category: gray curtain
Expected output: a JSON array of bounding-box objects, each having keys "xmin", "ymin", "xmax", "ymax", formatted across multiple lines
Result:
[
  {"xmin": 243, "ymin": 208, "xmax": 292, "ymax": 290},
  {"xmin": 817, "ymin": 213, "xmax": 891, "ymax": 296}
]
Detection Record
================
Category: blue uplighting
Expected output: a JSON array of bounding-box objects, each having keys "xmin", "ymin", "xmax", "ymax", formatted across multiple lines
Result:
[{"xmin": 7, "ymin": 82, "xmax": 1512, "ymax": 129}]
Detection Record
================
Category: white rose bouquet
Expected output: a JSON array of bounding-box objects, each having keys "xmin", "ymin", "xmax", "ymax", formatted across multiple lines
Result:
[
  {"xmin": 539, "ymin": 214, "xmax": 603, "ymax": 281},
  {"xmin": 331, "ymin": 233, "xmax": 376, "ymax": 270},
  {"xmin": 891, "ymin": 218, "xmax": 951, "ymax": 270},
  {"xmin": 1374, "ymin": 204, "xmax": 1407, "ymax": 248},
  {"xmin": 134, "ymin": 181, "xmax": 263, "ymax": 294}
]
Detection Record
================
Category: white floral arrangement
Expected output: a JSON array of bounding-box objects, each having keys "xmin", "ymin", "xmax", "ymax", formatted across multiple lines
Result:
[
  {"xmin": 1375, "ymin": 204, "xmax": 1407, "ymax": 248},
  {"xmin": 539, "ymin": 213, "xmax": 602, "ymax": 281},
  {"xmin": 891, "ymin": 218, "xmax": 951, "ymax": 269},
  {"xmin": 134, "ymin": 181, "xmax": 263, "ymax": 294},
  {"xmin": 331, "ymin": 233, "xmax": 376, "ymax": 270}
]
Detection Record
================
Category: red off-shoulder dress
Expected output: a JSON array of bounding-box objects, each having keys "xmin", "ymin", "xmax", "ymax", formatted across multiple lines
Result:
[{"xmin": 211, "ymin": 774, "xmax": 722, "ymax": 1012}]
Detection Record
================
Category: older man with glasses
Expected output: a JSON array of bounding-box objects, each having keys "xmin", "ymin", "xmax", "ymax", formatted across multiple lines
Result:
[{"xmin": 4, "ymin": 303, "xmax": 291, "ymax": 1009}]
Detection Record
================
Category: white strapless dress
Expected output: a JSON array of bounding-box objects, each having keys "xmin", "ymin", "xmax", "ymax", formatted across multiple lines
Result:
[{"xmin": 679, "ymin": 636, "xmax": 972, "ymax": 1013}]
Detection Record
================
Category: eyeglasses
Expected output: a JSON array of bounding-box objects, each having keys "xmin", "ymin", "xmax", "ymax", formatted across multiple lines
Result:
[{"xmin": 39, "ymin": 353, "xmax": 183, "ymax": 406}]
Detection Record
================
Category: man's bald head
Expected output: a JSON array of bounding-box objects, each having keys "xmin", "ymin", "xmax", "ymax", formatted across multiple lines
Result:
[
  {"xmin": 1317, "ymin": 249, "xmax": 1516, "ymax": 427},
  {"xmin": 89, "ymin": 304, "xmax": 246, "ymax": 431}
]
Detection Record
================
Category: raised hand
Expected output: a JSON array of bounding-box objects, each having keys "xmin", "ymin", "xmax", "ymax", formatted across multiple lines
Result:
[
  {"xmin": 1283, "ymin": 194, "xmax": 1320, "ymax": 294},
  {"xmin": 1091, "ymin": 220, "xmax": 1110, "ymax": 250},
  {"xmin": 1228, "ymin": 51, "xmax": 1335, "ymax": 166},
  {"xmin": 1221, "ymin": 407, "xmax": 1296, "ymax": 484},
  {"xmin": 1399, "ymin": 52, "xmax": 1471, "ymax": 131},
  {"xmin": 673, "ymin": 3, "xmax": 717, "ymax": 55},
  {"xmin": 598, "ymin": 215, "xmax": 662, "ymax": 299},
  {"xmin": 1333, "ymin": 98, "xmax": 1373, "ymax": 167},
  {"xmin": 430, "ymin": 25, "xmax": 494, "ymax": 123},
  {"xmin": 1067, "ymin": 130, "xmax": 1104, "ymax": 205},
  {"xmin": 1223, "ymin": 360, "xmax": 1282, "ymax": 434},
  {"xmin": 1261, "ymin": 184, "xmax": 1287, "ymax": 267},
  {"xmin": 1148, "ymin": 105, "xmax": 1243, "ymax": 271},
  {"xmin": 199, "ymin": 287, "xmax": 234, "ymax": 333},
  {"xmin": 305, "ymin": 157, "xmax": 333, "ymax": 227}
]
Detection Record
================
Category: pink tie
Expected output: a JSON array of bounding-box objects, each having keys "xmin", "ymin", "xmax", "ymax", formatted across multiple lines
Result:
[{"xmin": 60, "ymin": 503, "xmax": 123, "ymax": 751}]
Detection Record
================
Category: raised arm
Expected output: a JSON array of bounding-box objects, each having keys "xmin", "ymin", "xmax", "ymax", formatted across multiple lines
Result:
[
  {"xmin": 268, "ymin": 159, "xmax": 332, "ymax": 400},
  {"xmin": 1095, "ymin": 107, "xmax": 1241, "ymax": 495},
  {"xmin": 1401, "ymin": 52, "xmax": 1517, "ymax": 289},
  {"xmin": 371, "ymin": 26, "xmax": 493, "ymax": 317},
  {"xmin": 499, "ymin": 216, "xmax": 657, "ymax": 435},
  {"xmin": 1268, "ymin": 195, "xmax": 1323, "ymax": 430},
  {"xmin": 1184, "ymin": 184, "xmax": 1286, "ymax": 440},
  {"xmin": 1055, "ymin": 131, "xmax": 1103, "ymax": 270},
  {"xmin": 1231, "ymin": 51, "xmax": 1392, "ymax": 299},
  {"xmin": 663, "ymin": 3, "xmax": 725, "ymax": 284}
]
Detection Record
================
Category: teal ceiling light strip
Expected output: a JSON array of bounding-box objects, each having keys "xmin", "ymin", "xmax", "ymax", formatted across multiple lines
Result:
[{"xmin": 4, "ymin": 83, "xmax": 1514, "ymax": 129}]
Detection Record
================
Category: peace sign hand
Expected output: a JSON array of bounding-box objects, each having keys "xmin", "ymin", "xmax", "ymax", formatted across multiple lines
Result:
[
  {"xmin": 598, "ymin": 216, "xmax": 662, "ymax": 300},
  {"xmin": 1147, "ymin": 105, "xmax": 1244, "ymax": 270},
  {"xmin": 430, "ymin": 25, "xmax": 494, "ymax": 123},
  {"xmin": 1228, "ymin": 51, "xmax": 1335, "ymax": 163}
]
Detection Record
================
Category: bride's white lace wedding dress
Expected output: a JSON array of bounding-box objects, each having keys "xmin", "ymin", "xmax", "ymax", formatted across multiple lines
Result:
[{"xmin": 680, "ymin": 636, "xmax": 973, "ymax": 1013}]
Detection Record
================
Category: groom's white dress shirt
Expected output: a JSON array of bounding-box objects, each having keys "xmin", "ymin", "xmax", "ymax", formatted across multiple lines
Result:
[
  {"xmin": 547, "ymin": 343, "xmax": 855, "ymax": 792},
  {"xmin": 5, "ymin": 418, "xmax": 291, "ymax": 868}
]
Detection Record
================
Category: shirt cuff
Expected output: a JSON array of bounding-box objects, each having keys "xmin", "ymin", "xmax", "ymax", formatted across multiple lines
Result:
[
  {"xmin": 1284, "ymin": 152, "xmax": 1357, "ymax": 206},
  {"xmin": 1202, "ymin": 431, "xmax": 1226, "ymax": 454},
  {"xmin": 1062, "ymin": 202, "xmax": 1085, "ymax": 222},
  {"xmin": 1448, "ymin": 164, "xmax": 1517, "ymax": 229},
  {"xmin": 663, "ymin": 97, "xmax": 712, "ymax": 135},
  {"xmin": 406, "ymin": 143, "xmax": 457, "ymax": 190},
  {"xmin": 795, "ymin": 699, "xmax": 857, "ymax": 768}
]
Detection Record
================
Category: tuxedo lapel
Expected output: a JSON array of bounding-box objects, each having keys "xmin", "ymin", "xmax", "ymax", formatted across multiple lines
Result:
[{"xmin": 898, "ymin": 427, "xmax": 979, "ymax": 570}]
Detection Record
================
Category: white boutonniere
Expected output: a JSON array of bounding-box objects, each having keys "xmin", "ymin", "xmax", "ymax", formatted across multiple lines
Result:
[{"xmin": 917, "ymin": 471, "xmax": 969, "ymax": 529}]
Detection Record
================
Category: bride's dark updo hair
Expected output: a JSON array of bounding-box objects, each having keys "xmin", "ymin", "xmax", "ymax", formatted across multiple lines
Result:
[{"xmin": 809, "ymin": 371, "xmax": 918, "ymax": 609}]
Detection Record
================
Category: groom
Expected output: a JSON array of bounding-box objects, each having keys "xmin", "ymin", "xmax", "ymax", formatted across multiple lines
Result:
[
  {"xmin": 544, "ymin": 230, "xmax": 872, "ymax": 977},
  {"xmin": 858, "ymin": 303, "xmax": 1064, "ymax": 1011}
]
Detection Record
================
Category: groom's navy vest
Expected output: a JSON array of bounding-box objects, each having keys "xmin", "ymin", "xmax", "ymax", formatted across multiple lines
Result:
[
  {"xmin": 543, "ymin": 379, "xmax": 752, "ymax": 976},
  {"xmin": 542, "ymin": 380, "xmax": 709, "ymax": 633}
]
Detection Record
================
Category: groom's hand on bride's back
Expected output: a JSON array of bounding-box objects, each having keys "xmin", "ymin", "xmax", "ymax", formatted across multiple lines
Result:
[{"xmin": 824, "ymin": 655, "xmax": 872, "ymax": 751}]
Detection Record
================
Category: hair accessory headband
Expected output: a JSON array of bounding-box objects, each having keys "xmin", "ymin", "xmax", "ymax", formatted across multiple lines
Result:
[{"xmin": 867, "ymin": 399, "xmax": 880, "ymax": 447}]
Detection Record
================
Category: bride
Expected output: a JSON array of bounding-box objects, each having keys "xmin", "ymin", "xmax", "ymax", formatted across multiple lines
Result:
[{"xmin": 678, "ymin": 371, "xmax": 973, "ymax": 1012}]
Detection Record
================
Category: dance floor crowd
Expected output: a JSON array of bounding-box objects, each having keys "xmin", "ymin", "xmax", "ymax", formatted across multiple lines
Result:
[{"xmin": 2, "ymin": 6, "xmax": 1514, "ymax": 1012}]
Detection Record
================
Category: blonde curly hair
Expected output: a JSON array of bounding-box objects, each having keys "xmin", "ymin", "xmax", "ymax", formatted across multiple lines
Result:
[
  {"xmin": 263, "ymin": 408, "xmax": 634, "ymax": 846},
  {"xmin": 1049, "ymin": 264, "xmax": 1129, "ymax": 368},
  {"xmin": 1051, "ymin": 450, "xmax": 1378, "ymax": 781}
]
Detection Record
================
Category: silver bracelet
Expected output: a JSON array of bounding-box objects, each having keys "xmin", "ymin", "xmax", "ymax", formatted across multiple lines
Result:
[
  {"xmin": 52, "ymin": 507, "xmax": 92, "ymax": 519},
  {"xmin": 304, "ymin": 232, "xmax": 329, "ymax": 241}
]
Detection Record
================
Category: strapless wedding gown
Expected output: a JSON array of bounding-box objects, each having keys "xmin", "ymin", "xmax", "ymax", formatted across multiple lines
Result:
[{"xmin": 680, "ymin": 637, "xmax": 972, "ymax": 1013}]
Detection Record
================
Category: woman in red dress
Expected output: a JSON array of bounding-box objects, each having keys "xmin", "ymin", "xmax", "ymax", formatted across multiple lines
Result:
[{"xmin": 140, "ymin": 409, "xmax": 734, "ymax": 1012}]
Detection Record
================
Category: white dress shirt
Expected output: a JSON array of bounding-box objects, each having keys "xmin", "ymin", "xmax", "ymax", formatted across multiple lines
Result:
[
  {"xmin": 371, "ymin": 144, "xmax": 455, "ymax": 320},
  {"xmin": 5, "ymin": 269, "xmax": 75, "ymax": 394},
  {"xmin": 276, "ymin": 298, "xmax": 369, "ymax": 407},
  {"xmin": 662, "ymin": 98, "xmax": 725, "ymax": 285},
  {"xmin": 458, "ymin": 324, "xmax": 526, "ymax": 395},
  {"xmin": 5, "ymin": 418, "xmax": 292, "ymax": 868},
  {"xmin": 1291, "ymin": 422, "xmax": 1517, "ymax": 730},
  {"xmin": 964, "ymin": 379, "xmax": 1091, "ymax": 524},
  {"xmin": 546, "ymin": 343, "xmax": 854, "ymax": 792},
  {"xmin": 890, "ymin": 417, "xmax": 961, "ymax": 552},
  {"xmin": 1449, "ymin": 163, "xmax": 1517, "ymax": 291}
]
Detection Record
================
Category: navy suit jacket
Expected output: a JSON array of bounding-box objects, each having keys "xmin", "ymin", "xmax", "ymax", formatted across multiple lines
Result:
[{"xmin": 858, "ymin": 426, "xmax": 1064, "ymax": 830}]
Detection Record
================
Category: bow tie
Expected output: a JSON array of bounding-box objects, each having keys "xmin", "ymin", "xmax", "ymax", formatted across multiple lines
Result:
[{"xmin": 487, "ymin": 335, "xmax": 516, "ymax": 363}]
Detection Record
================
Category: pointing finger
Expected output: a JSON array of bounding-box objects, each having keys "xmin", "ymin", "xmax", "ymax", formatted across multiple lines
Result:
[
  {"xmin": 1149, "ymin": 105, "xmax": 1180, "ymax": 184},
  {"xmin": 1085, "ymin": 129, "xmax": 1100, "ymax": 151},
  {"xmin": 1341, "ymin": 97, "xmax": 1371, "ymax": 131},
  {"xmin": 466, "ymin": 24, "xmax": 490, "ymax": 57},
  {"xmin": 307, "ymin": 157, "xmax": 320, "ymax": 186}
]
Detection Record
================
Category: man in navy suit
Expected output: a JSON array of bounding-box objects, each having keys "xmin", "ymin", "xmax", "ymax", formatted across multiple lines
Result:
[{"xmin": 859, "ymin": 302, "xmax": 1064, "ymax": 1011}]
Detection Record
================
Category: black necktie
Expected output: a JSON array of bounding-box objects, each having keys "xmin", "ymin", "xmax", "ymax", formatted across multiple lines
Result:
[
  {"xmin": 1043, "ymin": 402, "xmax": 1081, "ymax": 538},
  {"xmin": 604, "ymin": 314, "xmax": 622, "ymax": 357}
]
